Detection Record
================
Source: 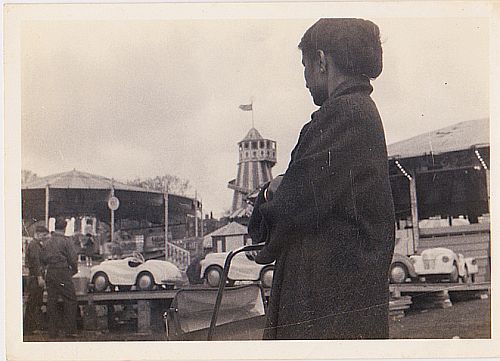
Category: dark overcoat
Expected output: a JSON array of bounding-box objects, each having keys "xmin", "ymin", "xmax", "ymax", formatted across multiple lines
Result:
[{"xmin": 249, "ymin": 76, "xmax": 395, "ymax": 340}]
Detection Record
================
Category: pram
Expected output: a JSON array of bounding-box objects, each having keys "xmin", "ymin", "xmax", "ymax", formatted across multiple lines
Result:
[{"xmin": 164, "ymin": 243, "xmax": 268, "ymax": 341}]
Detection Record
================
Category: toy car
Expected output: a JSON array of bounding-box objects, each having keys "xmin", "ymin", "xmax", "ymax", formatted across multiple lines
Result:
[
  {"xmin": 389, "ymin": 253, "xmax": 418, "ymax": 284},
  {"xmin": 200, "ymin": 251, "xmax": 274, "ymax": 288},
  {"xmin": 463, "ymin": 257, "xmax": 479, "ymax": 283},
  {"xmin": 409, "ymin": 247, "xmax": 478, "ymax": 283},
  {"xmin": 90, "ymin": 251, "xmax": 183, "ymax": 292}
]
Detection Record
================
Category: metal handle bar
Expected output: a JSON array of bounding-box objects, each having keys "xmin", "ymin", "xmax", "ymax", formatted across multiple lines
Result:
[{"xmin": 207, "ymin": 242, "xmax": 266, "ymax": 341}]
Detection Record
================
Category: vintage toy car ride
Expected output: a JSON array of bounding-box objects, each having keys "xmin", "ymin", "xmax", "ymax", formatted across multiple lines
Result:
[
  {"xmin": 200, "ymin": 251, "xmax": 274, "ymax": 288},
  {"xmin": 90, "ymin": 251, "xmax": 183, "ymax": 292},
  {"xmin": 389, "ymin": 253, "xmax": 418, "ymax": 284},
  {"xmin": 409, "ymin": 247, "xmax": 478, "ymax": 283}
]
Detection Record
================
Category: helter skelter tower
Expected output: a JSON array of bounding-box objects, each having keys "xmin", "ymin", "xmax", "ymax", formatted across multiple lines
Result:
[{"xmin": 228, "ymin": 127, "xmax": 277, "ymax": 213}]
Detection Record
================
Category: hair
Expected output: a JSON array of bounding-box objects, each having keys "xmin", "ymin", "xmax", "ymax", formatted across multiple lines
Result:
[
  {"xmin": 54, "ymin": 217, "xmax": 67, "ymax": 231},
  {"xmin": 35, "ymin": 225, "xmax": 49, "ymax": 233},
  {"xmin": 298, "ymin": 18, "xmax": 383, "ymax": 79}
]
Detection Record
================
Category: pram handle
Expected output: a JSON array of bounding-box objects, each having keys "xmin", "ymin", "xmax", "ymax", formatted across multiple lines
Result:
[{"xmin": 207, "ymin": 242, "xmax": 266, "ymax": 340}]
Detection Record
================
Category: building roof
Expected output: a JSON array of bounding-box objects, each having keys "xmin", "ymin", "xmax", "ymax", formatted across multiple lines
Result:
[
  {"xmin": 241, "ymin": 127, "xmax": 263, "ymax": 142},
  {"xmin": 387, "ymin": 118, "xmax": 489, "ymax": 159},
  {"xmin": 209, "ymin": 221, "xmax": 248, "ymax": 237},
  {"xmin": 22, "ymin": 169, "xmax": 160, "ymax": 193},
  {"xmin": 202, "ymin": 221, "xmax": 248, "ymax": 247}
]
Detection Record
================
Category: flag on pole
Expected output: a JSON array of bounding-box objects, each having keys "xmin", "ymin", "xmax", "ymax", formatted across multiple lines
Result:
[{"xmin": 239, "ymin": 103, "xmax": 253, "ymax": 111}]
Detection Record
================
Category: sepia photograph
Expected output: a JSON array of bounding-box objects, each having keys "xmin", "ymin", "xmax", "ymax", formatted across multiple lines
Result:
[{"xmin": 3, "ymin": 1, "xmax": 499, "ymax": 360}]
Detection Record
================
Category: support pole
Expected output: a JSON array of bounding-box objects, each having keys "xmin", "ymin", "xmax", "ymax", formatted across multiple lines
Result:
[
  {"xmin": 486, "ymin": 169, "xmax": 490, "ymax": 281},
  {"xmin": 45, "ymin": 184, "xmax": 50, "ymax": 229},
  {"xmin": 409, "ymin": 174, "xmax": 419, "ymax": 254},
  {"xmin": 194, "ymin": 191, "xmax": 198, "ymax": 238},
  {"xmin": 137, "ymin": 300, "xmax": 152, "ymax": 334},
  {"xmin": 164, "ymin": 187, "xmax": 169, "ymax": 262},
  {"xmin": 200, "ymin": 199, "xmax": 204, "ymax": 238},
  {"xmin": 110, "ymin": 186, "xmax": 115, "ymax": 243},
  {"xmin": 486, "ymin": 169, "xmax": 490, "ymax": 209},
  {"xmin": 251, "ymin": 106, "xmax": 254, "ymax": 128}
]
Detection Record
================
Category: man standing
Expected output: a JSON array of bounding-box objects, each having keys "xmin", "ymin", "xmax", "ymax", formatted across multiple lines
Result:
[
  {"xmin": 23, "ymin": 225, "xmax": 48, "ymax": 336},
  {"xmin": 41, "ymin": 218, "xmax": 79, "ymax": 339}
]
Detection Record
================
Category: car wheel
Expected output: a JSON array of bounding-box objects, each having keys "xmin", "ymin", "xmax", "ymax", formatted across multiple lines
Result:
[
  {"xmin": 461, "ymin": 267, "xmax": 470, "ymax": 284},
  {"xmin": 92, "ymin": 272, "xmax": 110, "ymax": 292},
  {"xmin": 260, "ymin": 266, "xmax": 274, "ymax": 288},
  {"xmin": 389, "ymin": 263, "xmax": 409, "ymax": 284},
  {"xmin": 449, "ymin": 263, "xmax": 459, "ymax": 283},
  {"xmin": 136, "ymin": 272, "xmax": 155, "ymax": 291},
  {"xmin": 205, "ymin": 266, "xmax": 223, "ymax": 288}
]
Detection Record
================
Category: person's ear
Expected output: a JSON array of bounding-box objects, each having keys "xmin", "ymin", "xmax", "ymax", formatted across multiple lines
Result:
[{"xmin": 317, "ymin": 50, "xmax": 327, "ymax": 74}]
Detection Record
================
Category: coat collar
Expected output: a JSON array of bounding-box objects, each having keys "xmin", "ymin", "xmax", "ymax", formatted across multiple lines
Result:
[
  {"xmin": 312, "ymin": 75, "xmax": 373, "ymax": 119},
  {"xmin": 331, "ymin": 75, "xmax": 373, "ymax": 99}
]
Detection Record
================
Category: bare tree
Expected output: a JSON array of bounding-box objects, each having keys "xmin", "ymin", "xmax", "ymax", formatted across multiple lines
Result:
[
  {"xmin": 21, "ymin": 169, "xmax": 38, "ymax": 185},
  {"xmin": 127, "ymin": 174, "xmax": 191, "ymax": 196}
]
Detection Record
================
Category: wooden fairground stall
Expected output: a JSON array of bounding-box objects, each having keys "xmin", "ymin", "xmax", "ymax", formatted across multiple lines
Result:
[{"xmin": 388, "ymin": 118, "xmax": 490, "ymax": 282}]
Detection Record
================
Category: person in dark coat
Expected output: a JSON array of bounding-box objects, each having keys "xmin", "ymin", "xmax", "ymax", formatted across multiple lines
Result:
[
  {"xmin": 83, "ymin": 233, "xmax": 95, "ymax": 267},
  {"xmin": 23, "ymin": 225, "xmax": 48, "ymax": 335},
  {"xmin": 248, "ymin": 18, "xmax": 395, "ymax": 340},
  {"xmin": 41, "ymin": 218, "xmax": 79, "ymax": 339}
]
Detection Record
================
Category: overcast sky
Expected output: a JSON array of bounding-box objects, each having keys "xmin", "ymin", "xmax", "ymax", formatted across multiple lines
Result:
[{"xmin": 21, "ymin": 17, "xmax": 489, "ymax": 217}]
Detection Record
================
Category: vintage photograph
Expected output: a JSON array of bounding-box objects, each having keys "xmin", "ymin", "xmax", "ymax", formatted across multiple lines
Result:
[{"xmin": 4, "ymin": 1, "xmax": 497, "ymax": 360}]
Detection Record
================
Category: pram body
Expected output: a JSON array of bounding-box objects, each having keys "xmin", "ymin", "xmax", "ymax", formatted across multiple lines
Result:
[{"xmin": 164, "ymin": 243, "xmax": 268, "ymax": 341}]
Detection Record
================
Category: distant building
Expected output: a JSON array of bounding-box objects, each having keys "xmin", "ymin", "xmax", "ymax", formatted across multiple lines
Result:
[
  {"xmin": 202, "ymin": 213, "xmax": 226, "ymax": 237},
  {"xmin": 203, "ymin": 221, "xmax": 250, "ymax": 253},
  {"xmin": 227, "ymin": 127, "xmax": 276, "ymax": 220}
]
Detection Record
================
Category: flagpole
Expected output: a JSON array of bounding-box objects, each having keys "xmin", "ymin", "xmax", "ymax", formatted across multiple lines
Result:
[
  {"xmin": 250, "ymin": 97, "xmax": 255, "ymax": 128},
  {"xmin": 251, "ymin": 100, "xmax": 254, "ymax": 128},
  {"xmin": 239, "ymin": 102, "xmax": 254, "ymax": 128}
]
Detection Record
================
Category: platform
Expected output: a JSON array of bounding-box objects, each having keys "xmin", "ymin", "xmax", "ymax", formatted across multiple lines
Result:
[{"xmin": 390, "ymin": 282, "xmax": 490, "ymax": 295}]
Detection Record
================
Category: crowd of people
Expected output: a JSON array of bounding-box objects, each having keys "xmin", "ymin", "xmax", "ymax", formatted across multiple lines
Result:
[{"xmin": 23, "ymin": 220, "xmax": 97, "ymax": 338}]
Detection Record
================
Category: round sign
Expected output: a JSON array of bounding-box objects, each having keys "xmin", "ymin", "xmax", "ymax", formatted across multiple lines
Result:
[{"xmin": 108, "ymin": 196, "xmax": 120, "ymax": 211}]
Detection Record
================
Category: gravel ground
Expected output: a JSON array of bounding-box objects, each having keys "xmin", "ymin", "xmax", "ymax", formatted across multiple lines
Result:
[
  {"xmin": 24, "ymin": 297, "xmax": 490, "ymax": 341},
  {"xmin": 389, "ymin": 297, "xmax": 490, "ymax": 339}
]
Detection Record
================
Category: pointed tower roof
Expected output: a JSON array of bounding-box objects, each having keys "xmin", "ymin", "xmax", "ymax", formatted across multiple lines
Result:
[{"xmin": 241, "ymin": 128, "xmax": 263, "ymax": 142}]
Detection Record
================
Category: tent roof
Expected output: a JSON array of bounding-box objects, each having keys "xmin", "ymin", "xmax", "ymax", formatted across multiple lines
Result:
[
  {"xmin": 22, "ymin": 169, "xmax": 160, "ymax": 193},
  {"xmin": 387, "ymin": 118, "xmax": 489, "ymax": 159}
]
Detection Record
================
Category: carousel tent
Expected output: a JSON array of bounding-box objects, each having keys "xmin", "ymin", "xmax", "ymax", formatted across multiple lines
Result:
[
  {"xmin": 387, "ymin": 118, "xmax": 489, "ymax": 159},
  {"xmin": 22, "ymin": 169, "xmax": 158, "ymax": 192},
  {"xmin": 387, "ymin": 118, "xmax": 489, "ymax": 221},
  {"xmin": 22, "ymin": 169, "xmax": 165, "ymax": 229}
]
